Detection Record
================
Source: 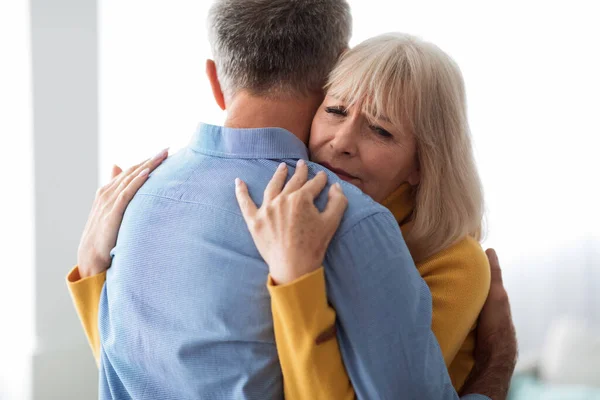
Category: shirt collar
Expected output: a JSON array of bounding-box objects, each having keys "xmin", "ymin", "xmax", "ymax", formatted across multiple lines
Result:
[{"xmin": 188, "ymin": 123, "xmax": 309, "ymax": 160}]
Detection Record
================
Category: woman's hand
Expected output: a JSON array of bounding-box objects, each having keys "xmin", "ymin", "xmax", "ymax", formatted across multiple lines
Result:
[
  {"xmin": 77, "ymin": 149, "xmax": 169, "ymax": 279},
  {"xmin": 235, "ymin": 160, "xmax": 348, "ymax": 285}
]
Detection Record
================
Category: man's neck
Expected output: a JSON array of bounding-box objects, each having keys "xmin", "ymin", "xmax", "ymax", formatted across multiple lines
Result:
[{"xmin": 223, "ymin": 91, "xmax": 322, "ymax": 145}]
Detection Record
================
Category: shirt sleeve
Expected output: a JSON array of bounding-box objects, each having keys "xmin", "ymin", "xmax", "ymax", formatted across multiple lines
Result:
[
  {"xmin": 66, "ymin": 265, "xmax": 105, "ymax": 366},
  {"xmin": 324, "ymin": 211, "xmax": 460, "ymax": 399}
]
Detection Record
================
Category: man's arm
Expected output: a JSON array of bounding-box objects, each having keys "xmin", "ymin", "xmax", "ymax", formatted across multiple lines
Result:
[
  {"xmin": 326, "ymin": 216, "xmax": 518, "ymax": 400},
  {"xmin": 461, "ymin": 249, "xmax": 518, "ymax": 400},
  {"xmin": 325, "ymin": 212, "xmax": 461, "ymax": 399}
]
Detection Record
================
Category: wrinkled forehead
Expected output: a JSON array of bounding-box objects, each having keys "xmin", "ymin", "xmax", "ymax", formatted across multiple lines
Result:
[{"xmin": 326, "ymin": 82, "xmax": 411, "ymax": 132}]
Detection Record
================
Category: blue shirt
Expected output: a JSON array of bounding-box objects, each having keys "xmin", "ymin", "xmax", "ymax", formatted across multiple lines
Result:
[{"xmin": 98, "ymin": 123, "xmax": 489, "ymax": 400}]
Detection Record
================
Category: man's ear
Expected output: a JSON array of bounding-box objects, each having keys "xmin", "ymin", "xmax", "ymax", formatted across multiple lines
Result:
[{"xmin": 206, "ymin": 59, "xmax": 226, "ymax": 111}]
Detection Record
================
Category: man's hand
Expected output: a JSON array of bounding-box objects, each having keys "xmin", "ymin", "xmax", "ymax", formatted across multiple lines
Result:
[
  {"xmin": 461, "ymin": 248, "xmax": 518, "ymax": 400},
  {"xmin": 77, "ymin": 149, "xmax": 169, "ymax": 279}
]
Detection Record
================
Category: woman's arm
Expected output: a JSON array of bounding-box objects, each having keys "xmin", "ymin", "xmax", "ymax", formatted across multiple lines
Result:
[
  {"xmin": 235, "ymin": 161, "xmax": 354, "ymax": 399},
  {"xmin": 419, "ymin": 236, "xmax": 491, "ymax": 389},
  {"xmin": 67, "ymin": 150, "xmax": 169, "ymax": 364},
  {"xmin": 268, "ymin": 268, "xmax": 355, "ymax": 400},
  {"xmin": 67, "ymin": 266, "xmax": 106, "ymax": 365},
  {"xmin": 265, "ymin": 235, "xmax": 491, "ymax": 399}
]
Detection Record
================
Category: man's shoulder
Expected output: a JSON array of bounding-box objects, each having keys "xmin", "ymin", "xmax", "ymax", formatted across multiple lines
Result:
[
  {"xmin": 131, "ymin": 152, "xmax": 396, "ymax": 234},
  {"xmin": 135, "ymin": 148, "xmax": 266, "ymax": 208},
  {"xmin": 307, "ymin": 161, "xmax": 395, "ymax": 237},
  {"xmin": 336, "ymin": 185, "xmax": 394, "ymax": 237}
]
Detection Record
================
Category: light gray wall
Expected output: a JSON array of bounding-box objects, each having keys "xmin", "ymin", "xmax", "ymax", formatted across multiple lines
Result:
[
  {"xmin": 0, "ymin": 1, "xmax": 35, "ymax": 398},
  {"xmin": 30, "ymin": 0, "xmax": 99, "ymax": 398}
]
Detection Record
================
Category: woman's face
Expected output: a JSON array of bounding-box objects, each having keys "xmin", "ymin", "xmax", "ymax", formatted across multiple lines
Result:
[{"xmin": 309, "ymin": 95, "xmax": 420, "ymax": 203}]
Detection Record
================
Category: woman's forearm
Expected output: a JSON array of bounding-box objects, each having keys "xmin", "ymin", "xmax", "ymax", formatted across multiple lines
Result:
[
  {"xmin": 67, "ymin": 265, "xmax": 106, "ymax": 366},
  {"xmin": 268, "ymin": 268, "xmax": 355, "ymax": 400}
]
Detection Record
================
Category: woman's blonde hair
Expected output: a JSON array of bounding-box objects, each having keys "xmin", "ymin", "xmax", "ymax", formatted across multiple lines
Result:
[{"xmin": 326, "ymin": 33, "xmax": 484, "ymax": 261}]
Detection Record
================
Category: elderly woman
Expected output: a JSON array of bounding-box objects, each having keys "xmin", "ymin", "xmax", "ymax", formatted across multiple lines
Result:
[
  {"xmin": 235, "ymin": 32, "xmax": 490, "ymax": 397},
  {"xmin": 69, "ymin": 33, "xmax": 489, "ymax": 398}
]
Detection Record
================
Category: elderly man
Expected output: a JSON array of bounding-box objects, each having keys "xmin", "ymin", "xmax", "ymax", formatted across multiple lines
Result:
[{"xmin": 69, "ymin": 0, "xmax": 517, "ymax": 399}]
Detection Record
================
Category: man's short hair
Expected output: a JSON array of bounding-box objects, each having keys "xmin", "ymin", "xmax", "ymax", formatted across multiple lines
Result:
[{"xmin": 208, "ymin": 0, "xmax": 352, "ymax": 99}]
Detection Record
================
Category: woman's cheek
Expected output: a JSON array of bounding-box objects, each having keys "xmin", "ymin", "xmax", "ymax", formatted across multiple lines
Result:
[{"xmin": 309, "ymin": 126, "xmax": 329, "ymax": 151}]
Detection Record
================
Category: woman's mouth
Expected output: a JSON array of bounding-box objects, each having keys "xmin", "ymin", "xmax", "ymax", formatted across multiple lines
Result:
[{"xmin": 320, "ymin": 162, "xmax": 358, "ymax": 182}]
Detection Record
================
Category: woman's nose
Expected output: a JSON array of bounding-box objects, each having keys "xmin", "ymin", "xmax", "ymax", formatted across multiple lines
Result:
[{"xmin": 329, "ymin": 125, "xmax": 358, "ymax": 156}]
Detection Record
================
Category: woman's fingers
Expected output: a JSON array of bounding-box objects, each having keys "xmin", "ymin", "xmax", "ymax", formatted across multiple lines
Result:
[
  {"xmin": 235, "ymin": 178, "xmax": 258, "ymax": 224},
  {"xmin": 112, "ymin": 168, "xmax": 150, "ymax": 214},
  {"xmin": 263, "ymin": 163, "xmax": 288, "ymax": 202},
  {"xmin": 323, "ymin": 183, "xmax": 348, "ymax": 233},
  {"xmin": 111, "ymin": 165, "xmax": 123, "ymax": 179},
  {"xmin": 301, "ymin": 171, "xmax": 328, "ymax": 199},
  {"xmin": 112, "ymin": 148, "xmax": 169, "ymax": 197},
  {"xmin": 113, "ymin": 158, "xmax": 150, "ymax": 194},
  {"xmin": 108, "ymin": 159, "xmax": 147, "ymax": 189},
  {"xmin": 281, "ymin": 159, "xmax": 309, "ymax": 195}
]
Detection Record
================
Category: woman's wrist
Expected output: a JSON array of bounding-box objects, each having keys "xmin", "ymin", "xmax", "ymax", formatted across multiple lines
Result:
[
  {"xmin": 78, "ymin": 264, "xmax": 103, "ymax": 279},
  {"xmin": 270, "ymin": 262, "xmax": 322, "ymax": 285},
  {"xmin": 77, "ymin": 250, "xmax": 109, "ymax": 279}
]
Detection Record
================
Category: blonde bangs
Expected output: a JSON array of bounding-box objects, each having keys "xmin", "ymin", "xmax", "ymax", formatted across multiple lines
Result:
[{"xmin": 325, "ymin": 34, "xmax": 418, "ymax": 132}]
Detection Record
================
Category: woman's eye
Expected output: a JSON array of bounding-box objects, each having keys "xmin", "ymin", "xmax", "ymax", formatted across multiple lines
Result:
[
  {"xmin": 370, "ymin": 125, "xmax": 393, "ymax": 138},
  {"xmin": 325, "ymin": 106, "xmax": 347, "ymax": 116}
]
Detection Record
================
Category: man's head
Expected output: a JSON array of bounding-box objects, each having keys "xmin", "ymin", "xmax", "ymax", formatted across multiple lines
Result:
[{"xmin": 207, "ymin": 0, "xmax": 352, "ymax": 104}]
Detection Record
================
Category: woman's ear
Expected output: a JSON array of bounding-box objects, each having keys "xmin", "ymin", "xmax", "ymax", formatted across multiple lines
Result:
[
  {"xmin": 407, "ymin": 170, "xmax": 420, "ymax": 186},
  {"xmin": 206, "ymin": 59, "xmax": 226, "ymax": 111},
  {"xmin": 407, "ymin": 163, "xmax": 420, "ymax": 186}
]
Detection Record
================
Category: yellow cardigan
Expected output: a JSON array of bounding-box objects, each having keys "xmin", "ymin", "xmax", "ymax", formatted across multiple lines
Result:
[{"xmin": 67, "ymin": 183, "xmax": 490, "ymax": 398}]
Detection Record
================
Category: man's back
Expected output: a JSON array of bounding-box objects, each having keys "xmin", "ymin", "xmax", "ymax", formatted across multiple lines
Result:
[{"xmin": 97, "ymin": 124, "xmax": 391, "ymax": 399}]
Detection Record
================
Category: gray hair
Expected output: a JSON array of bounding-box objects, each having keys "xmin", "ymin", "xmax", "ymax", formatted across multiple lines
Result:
[{"xmin": 208, "ymin": 0, "xmax": 352, "ymax": 99}]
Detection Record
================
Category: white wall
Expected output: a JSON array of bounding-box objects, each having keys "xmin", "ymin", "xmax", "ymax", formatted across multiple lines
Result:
[{"xmin": 98, "ymin": 1, "xmax": 224, "ymax": 183}]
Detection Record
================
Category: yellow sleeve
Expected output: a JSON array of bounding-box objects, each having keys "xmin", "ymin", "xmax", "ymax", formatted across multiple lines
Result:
[
  {"xmin": 66, "ymin": 265, "xmax": 106, "ymax": 366},
  {"xmin": 417, "ymin": 236, "xmax": 491, "ymax": 389},
  {"xmin": 268, "ymin": 268, "xmax": 355, "ymax": 400}
]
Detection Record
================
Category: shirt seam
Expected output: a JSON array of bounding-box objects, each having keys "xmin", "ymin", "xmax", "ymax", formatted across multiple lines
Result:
[
  {"xmin": 333, "ymin": 210, "xmax": 395, "ymax": 239},
  {"xmin": 135, "ymin": 192, "xmax": 247, "ymax": 219},
  {"xmin": 135, "ymin": 192, "xmax": 390, "ymax": 240},
  {"xmin": 188, "ymin": 146, "xmax": 308, "ymax": 160}
]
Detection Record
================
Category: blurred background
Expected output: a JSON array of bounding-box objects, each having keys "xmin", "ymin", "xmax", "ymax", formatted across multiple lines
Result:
[{"xmin": 1, "ymin": 0, "xmax": 599, "ymax": 399}]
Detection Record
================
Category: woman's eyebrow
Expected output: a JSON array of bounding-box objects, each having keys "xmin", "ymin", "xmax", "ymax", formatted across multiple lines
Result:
[{"xmin": 365, "ymin": 111, "xmax": 391, "ymax": 124}]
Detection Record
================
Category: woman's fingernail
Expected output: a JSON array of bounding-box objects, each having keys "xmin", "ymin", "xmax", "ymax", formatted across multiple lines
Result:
[
  {"xmin": 138, "ymin": 168, "xmax": 150, "ymax": 177},
  {"xmin": 334, "ymin": 182, "xmax": 343, "ymax": 192},
  {"xmin": 235, "ymin": 178, "xmax": 241, "ymax": 186},
  {"xmin": 152, "ymin": 148, "xmax": 169, "ymax": 162},
  {"xmin": 297, "ymin": 159, "xmax": 305, "ymax": 167},
  {"xmin": 278, "ymin": 162, "xmax": 287, "ymax": 171}
]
